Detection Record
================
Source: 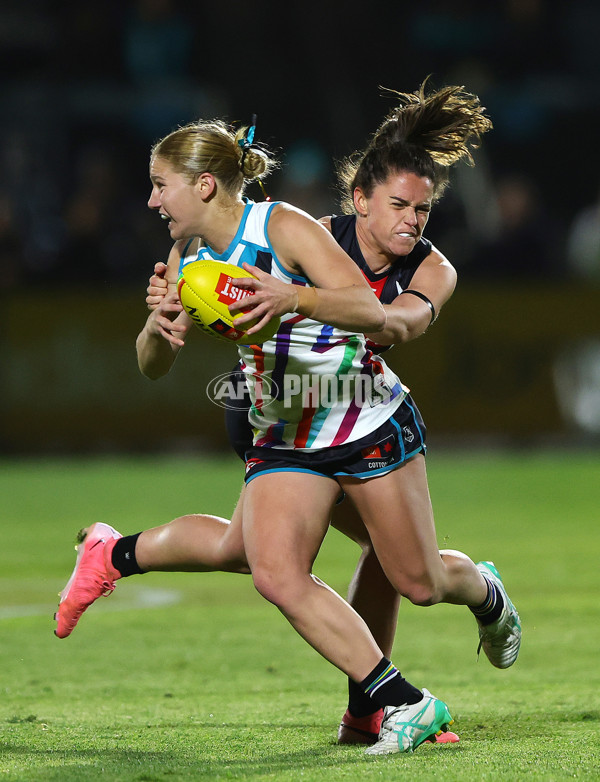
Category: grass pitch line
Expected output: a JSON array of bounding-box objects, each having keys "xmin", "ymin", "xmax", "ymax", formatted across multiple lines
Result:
[{"xmin": 0, "ymin": 586, "xmax": 183, "ymax": 620}]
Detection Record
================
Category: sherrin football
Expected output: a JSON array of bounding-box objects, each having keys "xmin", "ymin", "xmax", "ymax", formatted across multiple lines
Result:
[{"xmin": 177, "ymin": 259, "xmax": 281, "ymax": 345}]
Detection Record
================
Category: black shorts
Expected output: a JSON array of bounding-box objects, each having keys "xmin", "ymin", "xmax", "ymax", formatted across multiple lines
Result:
[
  {"xmin": 224, "ymin": 365, "xmax": 253, "ymax": 461},
  {"xmin": 243, "ymin": 397, "xmax": 426, "ymax": 484},
  {"xmin": 223, "ymin": 364, "xmax": 427, "ymax": 482}
]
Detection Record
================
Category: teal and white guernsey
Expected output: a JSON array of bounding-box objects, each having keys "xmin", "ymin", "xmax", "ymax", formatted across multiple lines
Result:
[{"xmin": 180, "ymin": 200, "xmax": 406, "ymax": 450}]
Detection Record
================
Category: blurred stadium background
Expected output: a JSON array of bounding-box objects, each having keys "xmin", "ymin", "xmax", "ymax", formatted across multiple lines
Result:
[{"xmin": 2, "ymin": 0, "xmax": 600, "ymax": 455}]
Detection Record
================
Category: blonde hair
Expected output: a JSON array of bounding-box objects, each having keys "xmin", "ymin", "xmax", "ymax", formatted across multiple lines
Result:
[
  {"xmin": 337, "ymin": 79, "xmax": 493, "ymax": 212},
  {"xmin": 151, "ymin": 120, "xmax": 277, "ymax": 196}
]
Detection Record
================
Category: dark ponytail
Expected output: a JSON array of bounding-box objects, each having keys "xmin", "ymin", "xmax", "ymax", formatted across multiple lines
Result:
[{"xmin": 337, "ymin": 79, "xmax": 493, "ymax": 213}]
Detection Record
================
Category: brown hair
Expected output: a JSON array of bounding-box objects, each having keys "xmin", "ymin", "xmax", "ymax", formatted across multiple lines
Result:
[
  {"xmin": 151, "ymin": 120, "xmax": 277, "ymax": 196},
  {"xmin": 337, "ymin": 79, "xmax": 493, "ymax": 213}
]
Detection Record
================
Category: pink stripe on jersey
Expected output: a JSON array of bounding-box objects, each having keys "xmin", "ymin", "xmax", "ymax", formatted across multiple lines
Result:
[
  {"xmin": 330, "ymin": 347, "xmax": 380, "ymax": 446},
  {"xmin": 330, "ymin": 391, "xmax": 363, "ymax": 446},
  {"xmin": 297, "ymin": 336, "xmax": 363, "ymax": 448}
]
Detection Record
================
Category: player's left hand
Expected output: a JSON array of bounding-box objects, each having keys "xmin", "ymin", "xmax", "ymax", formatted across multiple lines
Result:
[
  {"xmin": 146, "ymin": 261, "xmax": 169, "ymax": 310},
  {"xmin": 228, "ymin": 263, "xmax": 297, "ymax": 335}
]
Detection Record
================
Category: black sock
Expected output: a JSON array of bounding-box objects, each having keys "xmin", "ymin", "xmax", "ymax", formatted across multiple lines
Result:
[
  {"xmin": 470, "ymin": 576, "xmax": 504, "ymax": 625},
  {"xmin": 111, "ymin": 533, "xmax": 145, "ymax": 577},
  {"xmin": 347, "ymin": 677, "xmax": 380, "ymax": 718},
  {"xmin": 360, "ymin": 657, "xmax": 422, "ymax": 709}
]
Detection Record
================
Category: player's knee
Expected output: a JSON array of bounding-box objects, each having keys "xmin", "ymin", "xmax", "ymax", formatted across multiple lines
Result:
[
  {"xmin": 217, "ymin": 537, "xmax": 250, "ymax": 573},
  {"xmin": 223, "ymin": 558, "xmax": 251, "ymax": 574},
  {"xmin": 398, "ymin": 575, "xmax": 443, "ymax": 606},
  {"xmin": 406, "ymin": 585, "xmax": 437, "ymax": 606},
  {"xmin": 251, "ymin": 565, "xmax": 296, "ymax": 609}
]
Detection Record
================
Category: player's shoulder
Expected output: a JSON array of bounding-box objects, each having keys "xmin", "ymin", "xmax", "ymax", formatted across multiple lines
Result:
[
  {"xmin": 268, "ymin": 202, "xmax": 329, "ymax": 240},
  {"xmin": 318, "ymin": 215, "xmax": 332, "ymax": 232},
  {"xmin": 408, "ymin": 240, "xmax": 457, "ymax": 300},
  {"xmin": 268, "ymin": 201, "xmax": 311, "ymax": 220},
  {"xmin": 426, "ymin": 241, "xmax": 447, "ymax": 261},
  {"xmin": 421, "ymin": 241, "xmax": 454, "ymax": 273}
]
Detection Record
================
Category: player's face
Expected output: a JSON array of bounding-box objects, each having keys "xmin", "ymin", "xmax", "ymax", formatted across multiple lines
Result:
[
  {"xmin": 355, "ymin": 171, "xmax": 434, "ymax": 258},
  {"xmin": 148, "ymin": 156, "xmax": 202, "ymax": 239}
]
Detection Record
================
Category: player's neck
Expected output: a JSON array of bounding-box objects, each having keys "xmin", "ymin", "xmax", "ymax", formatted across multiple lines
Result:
[
  {"xmin": 356, "ymin": 230, "xmax": 394, "ymax": 274},
  {"xmin": 200, "ymin": 200, "xmax": 246, "ymax": 254}
]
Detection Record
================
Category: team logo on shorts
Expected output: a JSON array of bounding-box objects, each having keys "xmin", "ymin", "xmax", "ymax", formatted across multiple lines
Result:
[
  {"xmin": 402, "ymin": 426, "xmax": 415, "ymax": 443},
  {"xmin": 360, "ymin": 437, "xmax": 394, "ymax": 470},
  {"xmin": 361, "ymin": 442, "xmax": 393, "ymax": 459},
  {"xmin": 245, "ymin": 457, "xmax": 265, "ymax": 474}
]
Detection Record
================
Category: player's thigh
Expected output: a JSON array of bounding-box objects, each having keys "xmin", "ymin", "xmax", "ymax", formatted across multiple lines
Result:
[
  {"xmin": 242, "ymin": 471, "xmax": 340, "ymax": 572},
  {"xmin": 330, "ymin": 497, "xmax": 371, "ymax": 547},
  {"xmin": 338, "ymin": 454, "xmax": 442, "ymax": 581}
]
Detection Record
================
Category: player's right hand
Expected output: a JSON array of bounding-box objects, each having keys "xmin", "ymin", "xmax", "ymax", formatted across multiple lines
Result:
[{"xmin": 146, "ymin": 261, "xmax": 169, "ymax": 310}]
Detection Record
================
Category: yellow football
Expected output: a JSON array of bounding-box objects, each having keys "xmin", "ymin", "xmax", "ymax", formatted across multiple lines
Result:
[{"xmin": 177, "ymin": 259, "xmax": 281, "ymax": 345}]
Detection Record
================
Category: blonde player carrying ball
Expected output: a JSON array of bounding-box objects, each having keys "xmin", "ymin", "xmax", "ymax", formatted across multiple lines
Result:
[{"xmin": 55, "ymin": 81, "xmax": 521, "ymax": 756}]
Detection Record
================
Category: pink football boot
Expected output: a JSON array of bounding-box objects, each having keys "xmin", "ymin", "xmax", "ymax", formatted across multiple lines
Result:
[{"xmin": 55, "ymin": 523, "xmax": 122, "ymax": 638}]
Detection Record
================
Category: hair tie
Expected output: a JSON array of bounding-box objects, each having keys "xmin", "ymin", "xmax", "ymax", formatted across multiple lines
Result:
[
  {"xmin": 238, "ymin": 114, "xmax": 257, "ymax": 149},
  {"xmin": 238, "ymin": 113, "xmax": 257, "ymax": 165},
  {"xmin": 238, "ymin": 124, "xmax": 256, "ymax": 150},
  {"xmin": 238, "ymin": 115, "xmax": 270, "ymax": 200}
]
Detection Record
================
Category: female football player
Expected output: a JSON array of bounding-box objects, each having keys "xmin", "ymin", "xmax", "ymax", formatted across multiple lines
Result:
[{"xmin": 55, "ymin": 81, "xmax": 520, "ymax": 756}]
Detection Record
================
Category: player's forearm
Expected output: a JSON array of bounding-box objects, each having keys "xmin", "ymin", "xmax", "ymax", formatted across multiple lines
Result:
[
  {"xmin": 364, "ymin": 303, "xmax": 432, "ymax": 346},
  {"xmin": 295, "ymin": 286, "xmax": 386, "ymax": 333},
  {"xmin": 136, "ymin": 326, "xmax": 181, "ymax": 379}
]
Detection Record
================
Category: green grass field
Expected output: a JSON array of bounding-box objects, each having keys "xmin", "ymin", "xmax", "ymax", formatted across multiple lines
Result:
[{"xmin": 1, "ymin": 450, "xmax": 599, "ymax": 781}]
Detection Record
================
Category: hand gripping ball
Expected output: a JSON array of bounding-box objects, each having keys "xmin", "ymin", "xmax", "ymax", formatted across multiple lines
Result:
[{"xmin": 177, "ymin": 260, "xmax": 281, "ymax": 345}]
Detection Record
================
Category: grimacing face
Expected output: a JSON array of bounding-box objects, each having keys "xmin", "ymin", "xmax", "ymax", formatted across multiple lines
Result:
[{"xmin": 355, "ymin": 171, "xmax": 434, "ymax": 259}]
